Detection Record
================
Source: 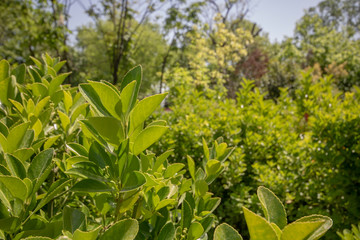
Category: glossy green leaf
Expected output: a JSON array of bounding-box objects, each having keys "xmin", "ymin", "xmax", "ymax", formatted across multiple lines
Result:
[
  {"xmin": 73, "ymin": 226, "xmax": 101, "ymax": 240},
  {"xmin": 281, "ymin": 215, "xmax": 333, "ymax": 240},
  {"xmin": 214, "ymin": 223, "xmax": 243, "ymax": 240},
  {"xmin": 153, "ymin": 149, "xmax": 173, "ymax": 172},
  {"xmin": 31, "ymin": 83, "xmax": 48, "ymax": 98},
  {"xmin": 258, "ymin": 186, "xmax": 287, "ymax": 229},
  {"xmin": 120, "ymin": 66, "xmax": 142, "ymax": 112},
  {"xmin": 72, "ymin": 179, "xmax": 113, "ymax": 192},
  {"xmin": 87, "ymin": 81, "xmax": 121, "ymax": 118},
  {"xmin": 66, "ymin": 143, "xmax": 88, "ymax": 157},
  {"xmin": 121, "ymin": 171, "xmax": 146, "ymax": 192},
  {"xmin": 11, "ymin": 63, "xmax": 26, "ymax": 84},
  {"xmin": 243, "ymin": 207, "xmax": 278, "ymax": 240},
  {"xmin": 158, "ymin": 222, "xmax": 175, "ymax": 240},
  {"xmin": 48, "ymin": 72, "xmax": 71, "ymax": 96},
  {"xmin": 133, "ymin": 125, "xmax": 168, "ymax": 155},
  {"xmin": 281, "ymin": 221, "xmax": 325, "ymax": 240},
  {"xmin": 0, "ymin": 60, "xmax": 10, "ymax": 106},
  {"xmin": 181, "ymin": 200, "xmax": 192, "ymax": 229},
  {"xmin": 13, "ymin": 148, "xmax": 34, "ymax": 162},
  {"xmin": 5, "ymin": 154, "xmax": 26, "ymax": 179},
  {"xmin": 28, "ymin": 67, "xmax": 42, "ymax": 83},
  {"xmin": 187, "ymin": 155, "xmax": 195, "ymax": 180},
  {"xmin": 119, "ymin": 80, "xmax": 136, "ymax": 115},
  {"xmin": 164, "ymin": 163, "xmax": 185, "ymax": 178},
  {"xmin": 7, "ymin": 122, "xmax": 30, "ymax": 153},
  {"xmin": 27, "ymin": 149, "xmax": 54, "ymax": 180},
  {"xmin": 65, "ymin": 168, "xmax": 108, "ymax": 182},
  {"xmin": 87, "ymin": 117, "xmax": 124, "ymax": 146},
  {"xmin": 195, "ymin": 180, "xmax": 208, "ymax": 197},
  {"xmin": 44, "ymin": 135, "xmax": 60, "ymax": 149},
  {"xmin": 0, "ymin": 176, "xmax": 28, "ymax": 202},
  {"xmin": 129, "ymin": 93, "xmax": 167, "ymax": 133},
  {"xmin": 79, "ymin": 83, "xmax": 111, "ymax": 116},
  {"xmin": 57, "ymin": 110, "xmax": 70, "ymax": 132},
  {"xmin": 63, "ymin": 206, "xmax": 85, "ymax": 234},
  {"xmin": 100, "ymin": 219, "xmax": 139, "ymax": 240},
  {"xmin": 187, "ymin": 221, "xmax": 204, "ymax": 240},
  {"xmin": 34, "ymin": 178, "xmax": 71, "ymax": 213},
  {"xmin": 0, "ymin": 217, "xmax": 20, "ymax": 233}
]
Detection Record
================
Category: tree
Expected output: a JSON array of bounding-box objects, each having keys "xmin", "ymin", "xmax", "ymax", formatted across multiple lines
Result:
[
  {"xmin": 85, "ymin": 0, "xmax": 166, "ymax": 85},
  {"xmin": 76, "ymin": 20, "xmax": 168, "ymax": 94}
]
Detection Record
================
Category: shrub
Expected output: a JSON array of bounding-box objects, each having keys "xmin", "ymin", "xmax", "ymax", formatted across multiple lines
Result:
[{"xmin": 153, "ymin": 67, "xmax": 360, "ymax": 239}]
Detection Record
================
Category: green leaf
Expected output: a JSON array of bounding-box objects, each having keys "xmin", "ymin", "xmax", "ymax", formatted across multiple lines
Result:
[
  {"xmin": 187, "ymin": 221, "xmax": 204, "ymax": 240},
  {"xmin": 158, "ymin": 222, "xmax": 175, "ymax": 240},
  {"xmin": 89, "ymin": 141, "xmax": 110, "ymax": 169},
  {"xmin": 205, "ymin": 159, "xmax": 221, "ymax": 175},
  {"xmin": 57, "ymin": 110, "xmax": 70, "ymax": 132},
  {"xmin": 7, "ymin": 122, "xmax": 30, "ymax": 153},
  {"xmin": 164, "ymin": 163, "xmax": 185, "ymax": 178},
  {"xmin": 27, "ymin": 149, "xmax": 54, "ymax": 180},
  {"xmin": 195, "ymin": 180, "xmax": 208, "ymax": 197},
  {"xmin": 73, "ymin": 226, "xmax": 101, "ymax": 240},
  {"xmin": 0, "ymin": 176, "xmax": 28, "ymax": 202},
  {"xmin": 87, "ymin": 117, "xmax": 124, "ymax": 146},
  {"xmin": 100, "ymin": 219, "xmax": 139, "ymax": 240},
  {"xmin": 214, "ymin": 223, "xmax": 243, "ymax": 240},
  {"xmin": 28, "ymin": 67, "xmax": 42, "ymax": 83},
  {"xmin": 181, "ymin": 200, "xmax": 192, "ymax": 229},
  {"xmin": 66, "ymin": 143, "xmax": 88, "ymax": 157},
  {"xmin": 120, "ymin": 66, "xmax": 142, "ymax": 112},
  {"xmin": 87, "ymin": 81, "xmax": 121, "ymax": 118},
  {"xmin": 281, "ymin": 221, "xmax": 324, "ymax": 240},
  {"xmin": 119, "ymin": 80, "xmax": 136, "ymax": 115},
  {"xmin": 48, "ymin": 72, "xmax": 71, "ymax": 96},
  {"xmin": 79, "ymin": 83, "xmax": 111, "ymax": 116},
  {"xmin": 5, "ymin": 154, "xmax": 26, "ymax": 179},
  {"xmin": 257, "ymin": 186, "xmax": 287, "ymax": 229},
  {"xmin": 72, "ymin": 179, "xmax": 113, "ymax": 192},
  {"xmin": 133, "ymin": 126, "xmax": 168, "ymax": 155},
  {"xmin": 30, "ymin": 56, "xmax": 42, "ymax": 69},
  {"xmin": 153, "ymin": 149, "xmax": 173, "ymax": 172},
  {"xmin": 44, "ymin": 135, "xmax": 60, "ymax": 149},
  {"xmin": 0, "ymin": 60, "xmax": 10, "ymax": 106},
  {"xmin": 243, "ymin": 207, "xmax": 278, "ymax": 240},
  {"xmin": 22, "ymin": 237, "xmax": 52, "ymax": 240},
  {"xmin": 34, "ymin": 179, "xmax": 71, "ymax": 213},
  {"xmin": 281, "ymin": 215, "xmax": 333, "ymax": 240},
  {"xmin": 31, "ymin": 83, "xmax": 48, "ymax": 98},
  {"xmin": 155, "ymin": 199, "xmax": 175, "ymax": 211},
  {"xmin": 187, "ymin": 156, "xmax": 195, "ymax": 180},
  {"xmin": 65, "ymin": 168, "xmax": 108, "ymax": 182},
  {"xmin": 34, "ymin": 96, "xmax": 50, "ymax": 117},
  {"xmin": 129, "ymin": 93, "xmax": 167, "ymax": 133},
  {"xmin": 13, "ymin": 148, "xmax": 34, "ymax": 162},
  {"xmin": 121, "ymin": 171, "xmax": 146, "ymax": 192},
  {"xmin": 11, "ymin": 63, "xmax": 26, "ymax": 84},
  {"xmin": 63, "ymin": 206, "xmax": 85, "ymax": 234},
  {"xmin": 0, "ymin": 217, "xmax": 20, "ymax": 233}
]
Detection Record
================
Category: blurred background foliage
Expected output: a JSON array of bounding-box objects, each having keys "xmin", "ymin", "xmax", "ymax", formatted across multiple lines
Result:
[{"xmin": 1, "ymin": 0, "xmax": 360, "ymax": 239}]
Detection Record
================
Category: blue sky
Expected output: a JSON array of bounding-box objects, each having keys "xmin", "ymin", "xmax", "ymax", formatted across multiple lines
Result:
[{"xmin": 68, "ymin": 0, "xmax": 322, "ymax": 43}]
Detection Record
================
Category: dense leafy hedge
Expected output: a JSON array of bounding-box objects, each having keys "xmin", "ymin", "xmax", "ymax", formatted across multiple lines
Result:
[{"xmin": 152, "ymin": 67, "xmax": 360, "ymax": 239}]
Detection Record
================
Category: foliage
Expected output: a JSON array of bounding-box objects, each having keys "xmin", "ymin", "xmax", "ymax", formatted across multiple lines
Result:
[
  {"xmin": 76, "ymin": 21, "xmax": 167, "ymax": 93},
  {"xmin": 219, "ymin": 186, "xmax": 333, "ymax": 240},
  {"xmin": 0, "ymin": 55, "xmax": 334, "ymax": 239},
  {"xmin": 153, "ymin": 66, "xmax": 360, "ymax": 239},
  {"xmin": 338, "ymin": 223, "xmax": 360, "ymax": 240}
]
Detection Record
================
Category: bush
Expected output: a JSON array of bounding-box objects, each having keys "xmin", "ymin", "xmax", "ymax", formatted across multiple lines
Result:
[{"xmin": 153, "ymin": 67, "xmax": 360, "ymax": 239}]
